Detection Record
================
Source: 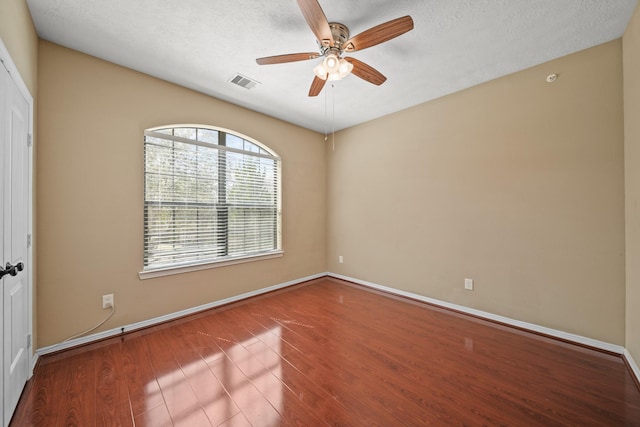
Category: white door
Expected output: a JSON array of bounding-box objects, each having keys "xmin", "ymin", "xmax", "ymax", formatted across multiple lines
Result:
[{"xmin": 0, "ymin": 48, "xmax": 31, "ymax": 427}]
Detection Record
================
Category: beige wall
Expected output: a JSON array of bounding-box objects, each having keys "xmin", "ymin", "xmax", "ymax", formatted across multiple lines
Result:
[
  {"xmin": 624, "ymin": 4, "xmax": 640, "ymax": 363},
  {"xmin": 0, "ymin": 0, "xmax": 38, "ymax": 94},
  {"xmin": 328, "ymin": 40, "xmax": 626, "ymax": 344},
  {"xmin": 37, "ymin": 41, "xmax": 326, "ymax": 347}
]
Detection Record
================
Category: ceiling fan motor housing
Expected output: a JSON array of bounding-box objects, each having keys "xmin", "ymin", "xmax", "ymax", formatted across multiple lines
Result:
[{"xmin": 322, "ymin": 22, "xmax": 350, "ymax": 54}]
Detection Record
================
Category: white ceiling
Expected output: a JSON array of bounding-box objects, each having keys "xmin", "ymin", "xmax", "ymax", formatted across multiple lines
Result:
[{"xmin": 26, "ymin": 0, "xmax": 638, "ymax": 133}]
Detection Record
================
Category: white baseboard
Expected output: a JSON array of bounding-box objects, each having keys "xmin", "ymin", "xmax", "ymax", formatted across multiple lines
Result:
[
  {"xmin": 328, "ymin": 273, "xmax": 625, "ymax": 355},
  {"xmin": 35, "ymin": 271, "xmax": 629, "ymax": 363},
  {"xmin": 35, "ymin": 272, "xmax": 328, "ymax": 358},
  {"xmin": 29, "ymin": 353, "xmax": 39, "ymax": 379},
  {"xmin": 625, "ymin": 349, "xmax": 640, "ymax": 384}
]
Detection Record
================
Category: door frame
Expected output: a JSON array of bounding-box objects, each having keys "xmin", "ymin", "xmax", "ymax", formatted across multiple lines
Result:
[{"xmin": 0, "ymin": 37, "xmax": 34, "ymax": 381}]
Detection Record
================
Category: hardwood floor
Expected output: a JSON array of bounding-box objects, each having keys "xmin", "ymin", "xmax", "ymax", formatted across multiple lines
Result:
[{"xmin": 10, "ymin": 277, "xmax": 640, "ymax": 426}]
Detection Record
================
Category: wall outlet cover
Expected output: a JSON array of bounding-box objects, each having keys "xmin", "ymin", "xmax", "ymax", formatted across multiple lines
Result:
[
  {"xmin": 464, "ymin": 278, "xmax": 474, "ymax": 290},
  {"xmin": 102, "ymin": 294, "xmax": 114, "ymax": 309}
]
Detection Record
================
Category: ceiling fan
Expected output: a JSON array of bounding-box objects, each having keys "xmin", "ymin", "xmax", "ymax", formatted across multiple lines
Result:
[{"xmin": 256, "ymin": 0, "xmax": 414, "ymax": 97}]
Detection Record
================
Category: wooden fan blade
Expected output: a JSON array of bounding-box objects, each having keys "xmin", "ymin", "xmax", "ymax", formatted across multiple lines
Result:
[
  {"xmin": 343, "ymin": 16, "xmax": 414, "ymax": 52},
  {"xmin": 256, "ymin": 52, "xmax": 320, "ymax": 65},
  {"xmin": 344, "ymin": 57, "xmax": 386, "ymax": 85},
  {"xmin": 297, "ymin": 0, "xmax": 334, "ymax": 47},
  {"xmin": 308, "ymin": 76, "xmax": 327, "ymax": 97}
]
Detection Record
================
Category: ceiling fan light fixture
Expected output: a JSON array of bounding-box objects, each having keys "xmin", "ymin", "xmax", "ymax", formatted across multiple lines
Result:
[
  {"xmin": 324, "ymin": 53, "xmax": 340, "ymax": 73},
  {"xmin": 314, "ymin": 55, "xmax": 353, "ymax": 81},
  {"xmin": 327, "ymin": 72, "xmax": 342, "ymax": 82},
  {"xmin": 338, "ymin": 58, "xmax": 353, "ymax": 77},
  {"xmin": 313, "ymin": 62, "xmax": 328, "ymax": 80}
]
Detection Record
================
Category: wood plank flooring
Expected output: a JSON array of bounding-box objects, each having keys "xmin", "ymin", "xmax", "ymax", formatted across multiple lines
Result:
[{"xmin": 10, "ymin": 277, "xmax": 640, "ymax": 426}]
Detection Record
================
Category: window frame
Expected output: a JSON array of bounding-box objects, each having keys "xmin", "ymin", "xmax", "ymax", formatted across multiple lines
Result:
[{"xmin": 139, "ymin": 125, "xmax": 283, "ymax": 279}]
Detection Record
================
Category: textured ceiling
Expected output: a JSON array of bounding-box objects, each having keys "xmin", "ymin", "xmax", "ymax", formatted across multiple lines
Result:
[{"xmin": 26, "ymin": 0, "xmax": 638, "ymax": 133}]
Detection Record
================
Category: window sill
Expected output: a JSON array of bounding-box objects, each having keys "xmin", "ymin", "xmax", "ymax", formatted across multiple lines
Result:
[{"xmin": 138, "ymin": 251, "xmax": 284, "ymax": 280}]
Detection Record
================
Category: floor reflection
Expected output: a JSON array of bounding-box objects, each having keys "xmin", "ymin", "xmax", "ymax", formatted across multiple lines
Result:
[{"xmin": 148, "ymin": 323, "xmax": 283, "ymax": 426}]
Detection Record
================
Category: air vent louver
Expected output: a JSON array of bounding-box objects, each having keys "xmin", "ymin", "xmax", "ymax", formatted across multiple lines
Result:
[{"xmin": 229, "ymin": 73, "xmax": 260, "ymax": 89}]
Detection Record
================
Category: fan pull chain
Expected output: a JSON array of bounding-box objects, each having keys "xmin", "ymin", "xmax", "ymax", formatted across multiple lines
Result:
[
  {"xmin": 324, "ymin": 83, "xmax": 336, "ymax": 151},
  {"xmin": 324, "ymin": 83, "xmax": 328, "ymax": 142},
  {"xmin": 331, "ymin": 83, "xmax": 335, "ymax": 151}
]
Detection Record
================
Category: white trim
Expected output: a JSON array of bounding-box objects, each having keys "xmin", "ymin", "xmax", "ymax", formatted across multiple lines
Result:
[
  {"xmin": 30, "ymin": 353, "xmax": 38, "ymax": 373},
  {"xmin": 0, "ymin": 38, "xmax": 35, "ymax": 381},
  {"xmin": 36, "ymin": 272, "xmax": 328, "ymax": 357},
  {"xmin": 139, "ymin": 251, "xmax": 284, "ymax": 279},
  {"xmin": 145, "ymin": 129, "xmax": 280, "ymax": 161},
  {"xmin": 625, "ymin": 349, "xmax": 640, "ymax": 384},
  {"xmin": 0, "ymin": 40, "xmax": 33, "ymax": 105},
  {"xmin": 328, "ymin": 273, "xmax": 625, "ymax": 355},
  {"xmin": 145, "ymin": 124, "xmax": 280, "ymax": 159}
]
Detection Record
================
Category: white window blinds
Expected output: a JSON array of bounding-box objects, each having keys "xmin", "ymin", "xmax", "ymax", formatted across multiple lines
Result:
[{"xmin": 143, "ymin": 127, "xmax": 281, "ymax": 271}]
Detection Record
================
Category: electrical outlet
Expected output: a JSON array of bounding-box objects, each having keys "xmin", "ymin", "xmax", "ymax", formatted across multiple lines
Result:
[
  {"xmin": 339, "ymin": 255, "xmax": 344, "ymax": 263},
  {"xmin": 464, "ymin": 278, "xmax": 474, "ymax": 291},
  {"xmin": 102, "ymin": 294, "xmax": 114, "ymax": 309}
]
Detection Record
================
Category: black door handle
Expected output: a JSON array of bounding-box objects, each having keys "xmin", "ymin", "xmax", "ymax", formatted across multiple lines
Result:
[{"xmin": 0, "ymin": 262, "xmax": 24, "ymax": 279}]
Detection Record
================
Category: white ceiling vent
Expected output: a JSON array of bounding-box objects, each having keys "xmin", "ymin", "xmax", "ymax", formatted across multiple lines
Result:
[{"xmin": 229, "ymin": 73, "xmax": 260, "ymax": 90}]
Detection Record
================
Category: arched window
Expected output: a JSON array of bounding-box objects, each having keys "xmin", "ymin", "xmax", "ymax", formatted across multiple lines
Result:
[{"xmin": 141, "ymin": 125, "xmax": 281, "ymax": 276}]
